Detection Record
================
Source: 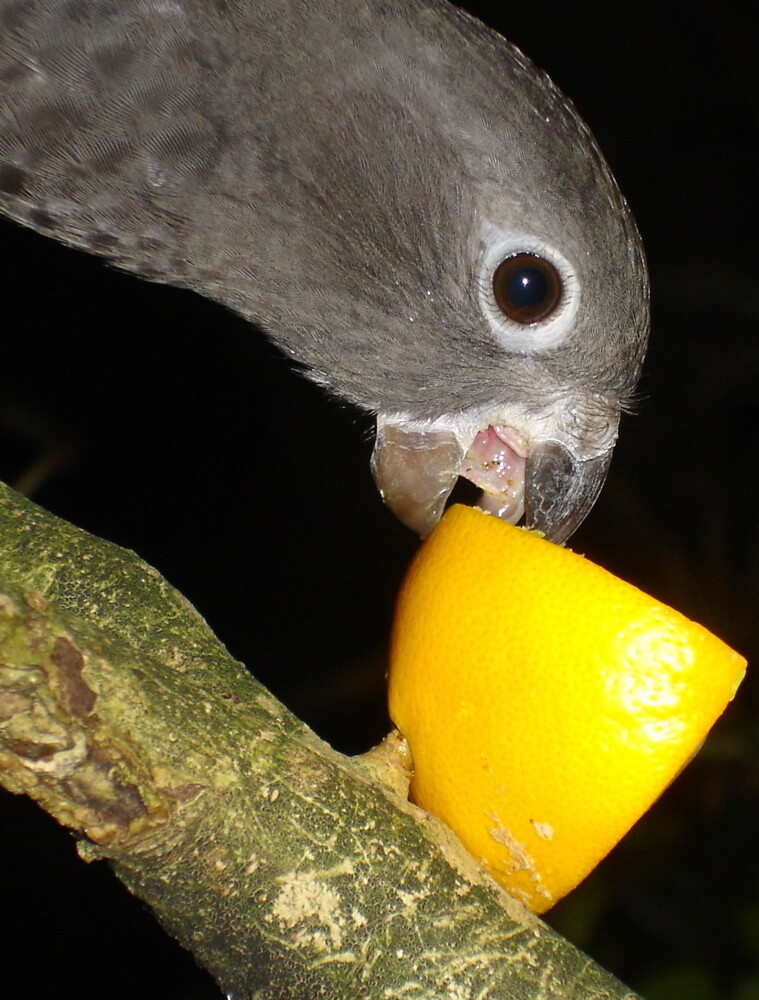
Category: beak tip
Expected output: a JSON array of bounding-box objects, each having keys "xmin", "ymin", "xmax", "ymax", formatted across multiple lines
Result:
[{"xmin": 524, "ymin": 441, "xmax": 614, "ymax": 543}]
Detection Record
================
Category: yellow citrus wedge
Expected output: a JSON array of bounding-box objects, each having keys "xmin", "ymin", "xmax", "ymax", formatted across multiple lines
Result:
[{"xmin": 388, "ymin": 504, "xmax": 746, "ymax": 913}]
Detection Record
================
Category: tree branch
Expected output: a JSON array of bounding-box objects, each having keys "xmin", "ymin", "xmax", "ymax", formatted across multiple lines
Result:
[{"xmin": 0, "ymin": 482, "xmax": 640, "ymax": 999}]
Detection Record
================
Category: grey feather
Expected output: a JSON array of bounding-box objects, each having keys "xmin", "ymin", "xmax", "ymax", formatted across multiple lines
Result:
[{"xmin": 0, "ymin": 0, "xmax": 649, "ymax": 537}]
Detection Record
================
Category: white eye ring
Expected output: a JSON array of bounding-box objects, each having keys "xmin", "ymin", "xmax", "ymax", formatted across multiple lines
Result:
[{"xmin": 477, "ymin": 226, "xmax": 580, "ymax": 354}]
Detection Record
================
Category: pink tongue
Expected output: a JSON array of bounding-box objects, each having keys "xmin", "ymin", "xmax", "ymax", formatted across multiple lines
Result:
[{"xmin": 460, "ymin": 426, "xmax": 527, "ymax": 524}]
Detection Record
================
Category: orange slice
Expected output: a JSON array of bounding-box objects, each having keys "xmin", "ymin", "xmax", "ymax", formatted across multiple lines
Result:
[{"xmin": 388, "ymin": 504, "xmax": 746, "ymax": 913}]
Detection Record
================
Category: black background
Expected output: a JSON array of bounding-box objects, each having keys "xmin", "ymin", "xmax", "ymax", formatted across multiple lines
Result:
[{"xmin": 2, "ymin": 2, "xmax": 758, "ymax": 997}]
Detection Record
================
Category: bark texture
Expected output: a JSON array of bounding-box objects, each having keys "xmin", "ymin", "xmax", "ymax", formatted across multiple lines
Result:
[{"xmin": 0, "ymin": 482, "xmax": 640, "ymax": 999}]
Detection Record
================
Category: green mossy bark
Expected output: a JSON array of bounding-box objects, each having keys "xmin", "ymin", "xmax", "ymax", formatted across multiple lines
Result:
[{"xmin": 0, "ymin": 482, "xmax": 641, "ymax": 999}]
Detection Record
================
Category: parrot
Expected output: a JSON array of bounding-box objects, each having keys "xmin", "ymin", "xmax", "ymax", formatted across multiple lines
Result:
[{"xmin": 0, "ymin": 0, "xmax": 649, "ymax": 541}]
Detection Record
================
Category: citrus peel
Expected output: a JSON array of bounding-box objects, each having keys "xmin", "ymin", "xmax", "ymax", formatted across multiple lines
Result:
[{"xmin": 387, "ymin": 504, "xmax": 746, "ymax": 913}]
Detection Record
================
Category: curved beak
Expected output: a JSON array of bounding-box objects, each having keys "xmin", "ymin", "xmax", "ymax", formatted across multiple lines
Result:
[
  {"xmin": 524, "ymin": 440, "xmax": 613, "ymax": 543},
  {"xmin": 371, "ymin": 403, "xmax": 617, "ymax": 542}
]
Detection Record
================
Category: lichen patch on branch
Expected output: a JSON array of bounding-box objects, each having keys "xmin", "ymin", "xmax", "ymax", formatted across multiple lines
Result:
[
  {"xmin": 271, "ymin": 869, "xmax": 349, "ymax": 953},
  {"xmin": 1, "ymin": 588, "xmax": 173, "ymax": 846}
]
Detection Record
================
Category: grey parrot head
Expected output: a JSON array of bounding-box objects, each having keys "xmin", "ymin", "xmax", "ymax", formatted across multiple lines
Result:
[
  {"xmin": 0, "ymin": 1, "xmax": 648, "ymax": 541},
  {"xmin": 255, "ymin": 9, "xmax": 650, "ymax": 541}
]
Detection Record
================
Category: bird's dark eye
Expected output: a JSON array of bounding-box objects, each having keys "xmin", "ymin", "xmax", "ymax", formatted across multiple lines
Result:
[{"xmin": 492, "ymin": 253, "xmax": 562, "ymax": 324}]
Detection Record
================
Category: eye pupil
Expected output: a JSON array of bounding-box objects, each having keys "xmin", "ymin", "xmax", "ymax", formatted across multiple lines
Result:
[
  {"xmin": 508, "ymin": 267, "xmax": 547, "ymax": 309},
  {"xmin": 492, "ymin": 253, "xmax": 562, "ymax": 324}
]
